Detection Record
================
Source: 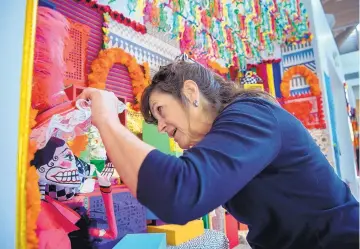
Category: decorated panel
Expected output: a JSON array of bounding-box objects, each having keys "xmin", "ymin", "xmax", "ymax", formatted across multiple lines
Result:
[
  {"xmin": 279, "ymin": 41, "xmax": 334, "ymax": 167},
  {"xmin": 51, "ymin": 0, "xmax": 103, "ymax": 76}
]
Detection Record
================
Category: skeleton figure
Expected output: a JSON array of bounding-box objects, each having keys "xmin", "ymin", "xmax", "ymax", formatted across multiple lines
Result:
[
  {"xmin": 31, "ymin": 7, "xmax": 119, "ymax": 248},
  {"xmin": 31, "ymin": 137, "xmax": 91, "ymax": 200},
  {"xmin": 32, "ymin": 137, "xmax": 118, "ymax": 243}
]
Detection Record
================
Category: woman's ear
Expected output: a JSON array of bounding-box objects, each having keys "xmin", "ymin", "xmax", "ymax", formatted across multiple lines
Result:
[{"xmin": 182, "ymin": 80, "xmax": 200, "ymax": 104}]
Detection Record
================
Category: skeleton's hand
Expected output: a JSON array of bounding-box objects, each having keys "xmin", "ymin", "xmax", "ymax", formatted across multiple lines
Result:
[{"xmin": 96, "ymin": 169, "xmax": 111, "ymax": 187}]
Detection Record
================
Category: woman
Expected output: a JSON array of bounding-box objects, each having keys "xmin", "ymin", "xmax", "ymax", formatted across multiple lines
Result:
[{"xmin": 78, "ymin": 58, "xmax": 359, "ymax": 249}]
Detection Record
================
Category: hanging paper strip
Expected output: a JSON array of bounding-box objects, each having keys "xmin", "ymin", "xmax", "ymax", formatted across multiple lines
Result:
[
  {"xmin": 273, "ymin": 61, "xmax": 282, "ymax": 98},
  {"xmin": 139, "ymin": 0, "xmax": 311, "ymax": 69}
]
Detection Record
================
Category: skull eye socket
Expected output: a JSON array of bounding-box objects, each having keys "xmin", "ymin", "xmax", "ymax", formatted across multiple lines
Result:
[{"xmin": 65, "ymin": 153, "xmax": 73, "ymax": 161}]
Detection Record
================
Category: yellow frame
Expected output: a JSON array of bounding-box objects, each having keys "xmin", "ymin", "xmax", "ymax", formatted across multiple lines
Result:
[{"xmin": 16, "ymin": 0, "xmax": 37, "ymax": 248}]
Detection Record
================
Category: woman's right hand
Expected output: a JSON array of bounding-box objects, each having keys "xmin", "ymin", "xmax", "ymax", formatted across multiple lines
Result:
[{"xmin": 77, "ymin": 88, "xmax": 120, "ymax": 128}]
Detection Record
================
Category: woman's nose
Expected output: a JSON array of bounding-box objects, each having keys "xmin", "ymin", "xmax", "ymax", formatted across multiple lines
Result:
[{"xmin": 157, "ymin": 120, "xmax": 166, "ymax": 133}]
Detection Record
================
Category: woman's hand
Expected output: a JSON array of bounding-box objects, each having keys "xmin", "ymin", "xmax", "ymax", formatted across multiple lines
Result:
[{"xmin": 77, "ymin": 88, "xmax": 120, "ymax": 128}]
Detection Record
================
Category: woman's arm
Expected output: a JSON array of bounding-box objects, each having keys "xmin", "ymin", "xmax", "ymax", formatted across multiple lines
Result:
[
  {"xmin": 78, "ymin": 88, "xmax": 156, "ymax": 196},
  {"xmin": 97, "ymin": 119, "xmax": 155, "ymax": 196}
]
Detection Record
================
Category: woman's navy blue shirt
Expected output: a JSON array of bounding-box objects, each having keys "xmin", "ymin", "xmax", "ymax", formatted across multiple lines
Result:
[{"xmin": 137, "ymin": 97, "xmax": 359, "ymax": 249}]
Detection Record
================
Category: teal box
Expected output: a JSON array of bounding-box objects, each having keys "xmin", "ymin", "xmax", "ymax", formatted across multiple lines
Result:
[{"xmin": 113, "ymin": 233, "xmax": 167, "ymax": 249}]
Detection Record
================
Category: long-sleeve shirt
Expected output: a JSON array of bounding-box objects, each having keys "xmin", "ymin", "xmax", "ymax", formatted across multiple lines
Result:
[{"xmin": 137, "ymin": 97, "xmax": 359, "ymax": 249}]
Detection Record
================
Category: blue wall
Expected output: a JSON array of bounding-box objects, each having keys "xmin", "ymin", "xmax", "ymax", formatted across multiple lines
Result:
[{"xmin": 0, "ymin": 1, "xmax": 27, "ymax": 247}]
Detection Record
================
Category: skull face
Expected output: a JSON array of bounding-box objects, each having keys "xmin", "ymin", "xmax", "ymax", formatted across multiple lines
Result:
[{"xmin": 32, "ymin": 137, "xmax": 89, "ymax": 188}]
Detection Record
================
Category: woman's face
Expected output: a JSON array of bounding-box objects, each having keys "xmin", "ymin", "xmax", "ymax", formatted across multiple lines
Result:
[{"xmin": 149, "ymin": 81, "xmax": 213, "ymax": 149}]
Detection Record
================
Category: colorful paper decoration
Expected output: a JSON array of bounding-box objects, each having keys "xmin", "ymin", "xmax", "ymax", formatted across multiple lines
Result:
[
  {"xmin": 278, "ymin": 65, "xmax": 326, "ymax": 129},
  {"xmin": 87, "ymin": 126, "xmax": 107, "ymax": 160},
  {"xmin": 87, "ymin": 48, "xmax": 148, "ymax": 111},
  {"xmin": 126, "ymin": 103, "xmax": 144, "ymax": 135},
  {"xmin": 102, "ymin": 12, "xmax": 111, "ymax": 49},
  {"xmin": 140, "ymin": 0, "xmax": 311, "ymax": 69},
  {"xmin": 63, "ymin": 19, "xmax": 90, "ymax": 87},
  {"xmin": 75, "ymin": 0, "xmax": 146, "ymax": 34}
]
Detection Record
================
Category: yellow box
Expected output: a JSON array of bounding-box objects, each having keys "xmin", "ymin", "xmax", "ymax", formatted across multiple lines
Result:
[
  {"xmin": 244, "ymin": 83, "xmax": 264, "ymax": 91},
  {"xmin": 147, "ymin": 220, "xmax": 204, "ymax": 246}
]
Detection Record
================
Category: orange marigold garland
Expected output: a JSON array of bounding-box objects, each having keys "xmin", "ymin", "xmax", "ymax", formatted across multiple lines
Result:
[
  {"xmin": 280, "ymin": 65, "xmax": 321, "ymax": 98},
  {"xmin": 143, "ymin": 61, "xmax": 151, "ymax": 87},
  {"xmin": 278, "ymin": 65, "xmax": 326, "ymax": 129},
  {"xmin": 26, "ymin": 107, "xmax": 41, "ymax": 249},
  {"xmin": 88, "ymin": 48, "xmax": 147, "ymax": 111}
]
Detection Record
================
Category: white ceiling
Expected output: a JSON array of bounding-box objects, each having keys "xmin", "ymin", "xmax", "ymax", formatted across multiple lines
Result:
[{"xmin": 321, "ymin": 0, "xmax": 359, "ymax": 54}]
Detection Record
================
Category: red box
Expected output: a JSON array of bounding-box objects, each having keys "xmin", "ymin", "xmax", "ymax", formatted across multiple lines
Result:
[{"xmin": 225, "ymin": 213, "xmax": 239, "ymax": 249}]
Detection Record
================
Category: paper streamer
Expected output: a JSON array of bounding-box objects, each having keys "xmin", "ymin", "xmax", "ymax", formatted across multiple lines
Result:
[
  {"xmin": 135, "ymin": 0, "xmax": 145, "ymax": 18},
  {"xmin": 272, "ymin": 61, "xmax": 282, "ymax": 98},
  {"xmin": 266, "ymin": 63, "xmax": 276, "ymax": 97}
]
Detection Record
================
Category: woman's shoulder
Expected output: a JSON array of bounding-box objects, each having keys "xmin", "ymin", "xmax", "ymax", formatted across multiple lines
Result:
[
  {"xmin": 227, "ymin": 96, "xmax": 279, "ymax": 110},
  {"xmin": 216, "ymin": 97, "xmax": 281, "ymax": 122},
  {"xmin": 214, "ymin": 96, "xmax": 305, "ymax": 140}
]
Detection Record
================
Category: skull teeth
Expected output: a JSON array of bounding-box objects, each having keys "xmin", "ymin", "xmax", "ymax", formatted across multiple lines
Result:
[{"xmin": 53, "ymin": 171, "xmax": 81, "ymax": 183}]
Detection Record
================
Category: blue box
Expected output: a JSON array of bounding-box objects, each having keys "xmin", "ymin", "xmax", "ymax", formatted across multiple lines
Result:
[
  {"xmin": 113, "ymin": 233, "xmax": 167, "ymax": 249},
  {"xmin": 146, "ymin": 208, "xmax": 159, "ymax": 220}
]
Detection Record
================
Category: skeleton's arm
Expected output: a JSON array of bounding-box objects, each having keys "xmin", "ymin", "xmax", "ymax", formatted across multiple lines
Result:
[{"xmin": 89, "ymin": 171, "xmax": 118, "ymax": 240}]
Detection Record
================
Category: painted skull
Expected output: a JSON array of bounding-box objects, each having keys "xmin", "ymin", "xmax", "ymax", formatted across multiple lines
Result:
[
  {"xmin": 31, "ymin": 137, "xmax": 90, "ymax": 188},
  {"xmin": 240, "ymin": 71, "xmax": 263, "ymax": 85}
]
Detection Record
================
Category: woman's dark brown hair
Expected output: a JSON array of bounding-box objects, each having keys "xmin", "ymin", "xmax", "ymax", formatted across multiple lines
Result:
[{"xmin": 140, "ymin": 59, "xmax": 277, "ymax": 125}]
